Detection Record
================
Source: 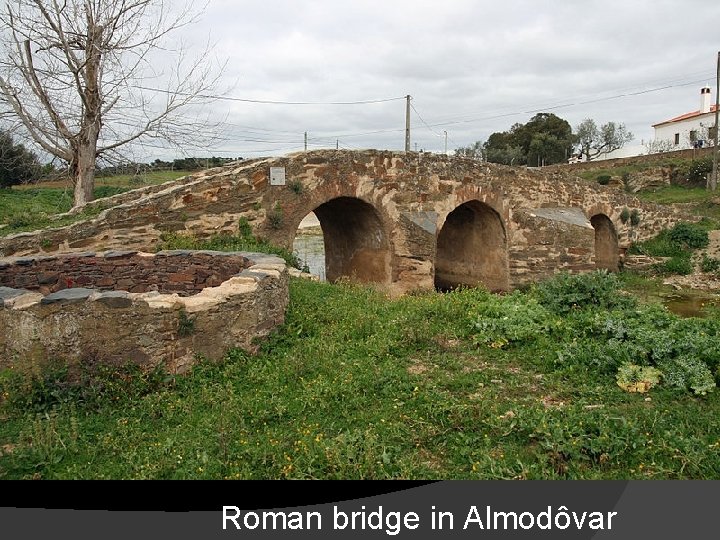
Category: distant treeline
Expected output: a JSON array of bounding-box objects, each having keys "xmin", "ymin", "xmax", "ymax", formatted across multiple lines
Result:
[{"xmin": 98, "ymin": 156, "xmax": 243, "ymax": 176}]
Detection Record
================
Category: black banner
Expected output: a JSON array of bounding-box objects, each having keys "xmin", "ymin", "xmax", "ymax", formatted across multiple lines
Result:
[{"xmin": 1, "ymin": 481, "xmax": 718, "ymax": 538}]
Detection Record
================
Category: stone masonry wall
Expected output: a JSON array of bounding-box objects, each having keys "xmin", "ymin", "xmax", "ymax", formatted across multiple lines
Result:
[
  {"xmin": 0, "ymin": 251, "xmax": 251, "ymax": 296},
  {"xmin": 0, "ymin": 251, "xmax": 288, "ymax": 374}
]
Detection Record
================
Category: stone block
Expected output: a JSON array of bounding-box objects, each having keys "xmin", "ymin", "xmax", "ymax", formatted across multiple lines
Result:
[{"xmin": 40, "ymin": 288, "xmax": 94, "ymax": 305}]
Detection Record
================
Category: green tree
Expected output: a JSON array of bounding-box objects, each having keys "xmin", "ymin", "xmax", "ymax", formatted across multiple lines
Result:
[
  {"xmin": 576, "ymin": 119, "xmax": 633, "ymax": 161},
  {"xmin": 482, "ymin": 113, "xmax": 574, "ymax": 166},
  {"xmin": 527, "ymin": 133, "xmax": 568, "ymax": 167},
  {"xmin": 0, "ymin": 130, "xmax": 41, "ymax": 188}
]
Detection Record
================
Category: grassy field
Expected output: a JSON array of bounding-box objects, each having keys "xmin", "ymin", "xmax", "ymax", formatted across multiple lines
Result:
[
  {"xmin": 1, "ymin": 166, "xmax": 719, "ymax": 479},
  {"xmin": 1, "ymin": 273, "xmax": 719, "ymax": 480},
  {"xmin": 0, "ymin": 170, "xmax": 190, "ymax": 237}
]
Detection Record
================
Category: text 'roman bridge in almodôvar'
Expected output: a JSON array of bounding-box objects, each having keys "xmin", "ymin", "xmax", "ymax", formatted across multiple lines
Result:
[{"xmin": 1, "ymin": 150, "xmax": 684, "ymax": 296}]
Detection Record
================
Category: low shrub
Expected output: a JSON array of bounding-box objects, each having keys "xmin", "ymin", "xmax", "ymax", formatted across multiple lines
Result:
[
  {"xmin": 469, "ymin": 294, "xmax": 552, "ymax": 348},
  {"xmin": 701, "ymin": 255, "xmax": 720, "ymax": 274},
  {"xmin": 668, "ymin": 222, "xmax": 709, "ymax": 250},
  {"xmin": 670, "ymin": 156, "xmax": 713, "ymax": 186},
  {"xmin": 533, "ymin": 271, "xmax": 635, "ymax": 314},
  {"xmin": 653, "ymin": 256, "xmax": 694, "ymax": 276}
]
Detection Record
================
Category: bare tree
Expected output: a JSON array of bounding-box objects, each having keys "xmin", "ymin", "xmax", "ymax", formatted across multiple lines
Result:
[
  {"xmin": 0, "ymin": 0, "xmax": 222, "ymax": 207},
  {"xmin": 644, "ymin": 138, "xmax": 675, "ymax": 155},
  {"xmin": 575, "ymin": 119, "xmax": 633, "ymax": 161}
]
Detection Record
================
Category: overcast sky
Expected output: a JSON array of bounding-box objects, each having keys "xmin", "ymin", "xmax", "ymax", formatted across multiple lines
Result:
[{"xmin": 141, "ymin": 0, "xmax": 720, "ymax": 160}]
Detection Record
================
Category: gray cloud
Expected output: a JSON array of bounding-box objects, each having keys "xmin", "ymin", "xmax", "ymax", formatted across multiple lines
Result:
[{"xmin": 139, "ymin": 0, "xmax": 720, "ymax": 158}]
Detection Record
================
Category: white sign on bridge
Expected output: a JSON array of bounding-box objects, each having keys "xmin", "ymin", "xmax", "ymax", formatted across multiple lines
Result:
[{"xmin": 270, "ymin": 167, "xmax": 286, "ymax": 186}]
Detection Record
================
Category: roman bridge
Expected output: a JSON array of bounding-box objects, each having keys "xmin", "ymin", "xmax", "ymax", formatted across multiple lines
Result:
[{"xmin": 1, "ymin": 149, "xmax": 683, "ymax": 296}]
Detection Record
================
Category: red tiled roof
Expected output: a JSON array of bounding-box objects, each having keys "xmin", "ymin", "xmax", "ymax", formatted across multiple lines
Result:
[{"xmin": 653, "ymin": 105, "xmax": 718, "ymax": 127}]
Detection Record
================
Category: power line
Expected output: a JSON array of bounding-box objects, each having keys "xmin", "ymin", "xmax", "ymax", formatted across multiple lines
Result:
[
  {"xmin": 411, "ymin": 102, "xmax": 442, "ymax": 137},
  {"xmin": 134, "ymin": 86, "xmax": 407, "ymax": 106},
  {"xmin": 414, "ymin": 77, "xmax": 715, "ymax": 131}
]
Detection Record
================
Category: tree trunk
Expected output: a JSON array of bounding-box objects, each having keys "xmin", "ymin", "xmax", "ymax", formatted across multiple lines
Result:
[
  {"xmin": 72, "ymin": 17, "xmax": 103, "ymax": 208},
  {"xmin": 73, "ymin": 141, "xmax": 96, "ymax": 207}
]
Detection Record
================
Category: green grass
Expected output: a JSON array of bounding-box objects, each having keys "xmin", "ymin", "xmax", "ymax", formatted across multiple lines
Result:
[
  {"xmin": 2, "ymin": 273, "xmax": 720, "ymax": 480},
  {"xmin": 93, "ymin": 170, "xmax": 190, "ymax": 189},
  {"xmin": 0, "ymin": 171, "xmax": 190, "ymax": 237},
  {"xmin": 628, "ymin": 221, "xmax": 714, "ymax": 276},
  {"xmin": 636, "ymin": 185, "xmax": 716, "ymax": 205},
  {"xmin": 158, "ymin": 219, "xmax": 303, "ymax": 269},
  {"xmin": 577, "ymin": 164, "xmax": 647, "ymax": 183}
]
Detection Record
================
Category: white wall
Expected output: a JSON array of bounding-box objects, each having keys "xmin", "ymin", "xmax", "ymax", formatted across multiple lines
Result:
[{"xmin": 653, "ymin": 113, "xmax": 716, "ymax": 150}]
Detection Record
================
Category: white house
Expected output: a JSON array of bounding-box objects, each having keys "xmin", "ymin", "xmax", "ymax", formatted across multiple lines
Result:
[{"xmin": 652, "ymin": 87, "xmax": 718, "ymax": 150}]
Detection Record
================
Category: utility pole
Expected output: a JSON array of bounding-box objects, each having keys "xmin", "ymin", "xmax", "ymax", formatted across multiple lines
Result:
[
  {"xmin": 444, "ymin": 130, "xmax": 448, "ymax": 155},
  {"xmin": 304, "ymin": 131, "xmax": 308, "ymax": 152},
  {"xmin": 336, "ymin": 139, "xmax": 339, "ymax": 150},
  {"xmin": 405, "ymin": 95, "xmax": 411, "ymax": 152},
  {"xmin": 712, "ymin": 51, "xmax": 720, "ymax": 191}
]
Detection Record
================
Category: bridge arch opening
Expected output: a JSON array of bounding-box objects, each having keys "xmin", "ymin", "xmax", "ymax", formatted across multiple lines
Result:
[
  {"xmin": 296, "ymin": 197, "xmax": 390, "ymax": 284},
  {"xmin": 293, "ymin": 212, "xmax": 326, "ymax": 280},
  {"xmin": 435, "ymin": 200, "xmax": 509, "ymax": 291},
  {"xmin": 590, "ymin": 214, "xmax": 619, "ymax": 271}
]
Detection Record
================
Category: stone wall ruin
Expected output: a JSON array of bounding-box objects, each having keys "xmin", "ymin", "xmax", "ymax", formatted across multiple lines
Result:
[{"xmin": 0, "ymin": 250, "xmax": 289, "ymax": 374}]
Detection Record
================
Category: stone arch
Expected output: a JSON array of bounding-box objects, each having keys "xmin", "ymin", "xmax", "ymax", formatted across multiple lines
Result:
[
  {"xmin": 590, "ymin": 214, "xmax": 619, "ymax": 271},
  {"xmin": 435, "ymin": 200, "xmax": 509, "ymax": 291},
  {"xmin": 306, "ymin": 197, "xmax": 391, "ymax": 284}
]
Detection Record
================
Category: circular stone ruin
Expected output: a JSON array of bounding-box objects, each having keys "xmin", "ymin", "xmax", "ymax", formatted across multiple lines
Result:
[{"xmin": 0, "ymin": 250, "xmax": 288, "ymax": 373}]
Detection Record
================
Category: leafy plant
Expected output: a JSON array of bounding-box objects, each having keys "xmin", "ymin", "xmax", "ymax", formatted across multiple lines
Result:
[
  {"xmin": 469, "ymin": 294, "xmax": 552, "ymax": 348},
  {"xmin": 668, "ymin": 222, "xmax": 709, "ymax": 250},
  {"xmin": 596, "ymin": 174, "xmax": 611, "ymax": 185},
  {"xmin": 177, "ymin": 310, "xmax": 196, "ymax": 337},
  {"xmin": 616, "ymin": 363, "xmax": 661, "ymax": 393},
  {"xmin": 237, "ymin": 217, "xmax": 253, "ymax": 238},
  {"xmin": 619, "ymin": 207, "xmax": 631, "ymax": 224},
  {"xmin": 669, "ymin": 156, "xmax": 713, "ymax": 186},
  {"xmin": 653, "ymin": 257, "xmax": 693, "ymax": 276},
  {"xmin": 534, "ymin": 271, "xmax": 635, "ymax": 314},
  {"xmin": 701, "ymin": 255, "xmax": 720, "ymax": 274},
  {"xmin": 288, "ymin": 179, "xmax": 304, "ymax": 195},
  {"xmin": 268, "ymin": 203, "xmax": 284, "ymax": 229},
  {"xmin": 630, "ymin": 209, "xmax": 641, "ymax": 227}
]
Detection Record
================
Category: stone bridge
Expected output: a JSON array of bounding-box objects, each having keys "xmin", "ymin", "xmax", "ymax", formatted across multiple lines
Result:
[{"xmin": 1, "ymin": 150, "xmax": 685, "ymax": 296}]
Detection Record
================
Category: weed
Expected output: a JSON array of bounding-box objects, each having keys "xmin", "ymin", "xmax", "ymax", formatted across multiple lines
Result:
[
  {"xmin": 653, "ymin": 257, "xmax": 693, "ymax": 276},
  {"xmin": 268, "ymin": 203, "xmax": 284, "ymax": 229},
  {"xmin": 596, "ymin": 174, "xmax": 611, "ymax": 185},
  {"xmin": 128, "ymin": 175, "xmax": 145, "ymax": 186},
  {"xmin": 177, "ymin": 310, "xmax": 196, "ymax": 337},
  {"xmin": 533, "ymin": 271, "xmax": 635, "ymax": 314},
  {"xmin": 630, "ymin": 221, "xmax": 710, "ymax": 276},
  {"xmin": 620, "ymin": 208, "xmax": 630, "ymax": 224},
  {"xmin": 668, "ymin": 222, "xmax": 709, "ymax": 250},
  {"xmin": 288, "ymin": 179, "xmax": 304, "ymax": 195},
  {"xmin": 701, "ymin": 255, "xmax": 720, "ymax": 274},
  {"xmin": 237, "ymin": 217, "xmax": 253, "ymax": 238},
  {"xmin": 616, "ymin": 363, "xmax": 661, "ymax": 393}
]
